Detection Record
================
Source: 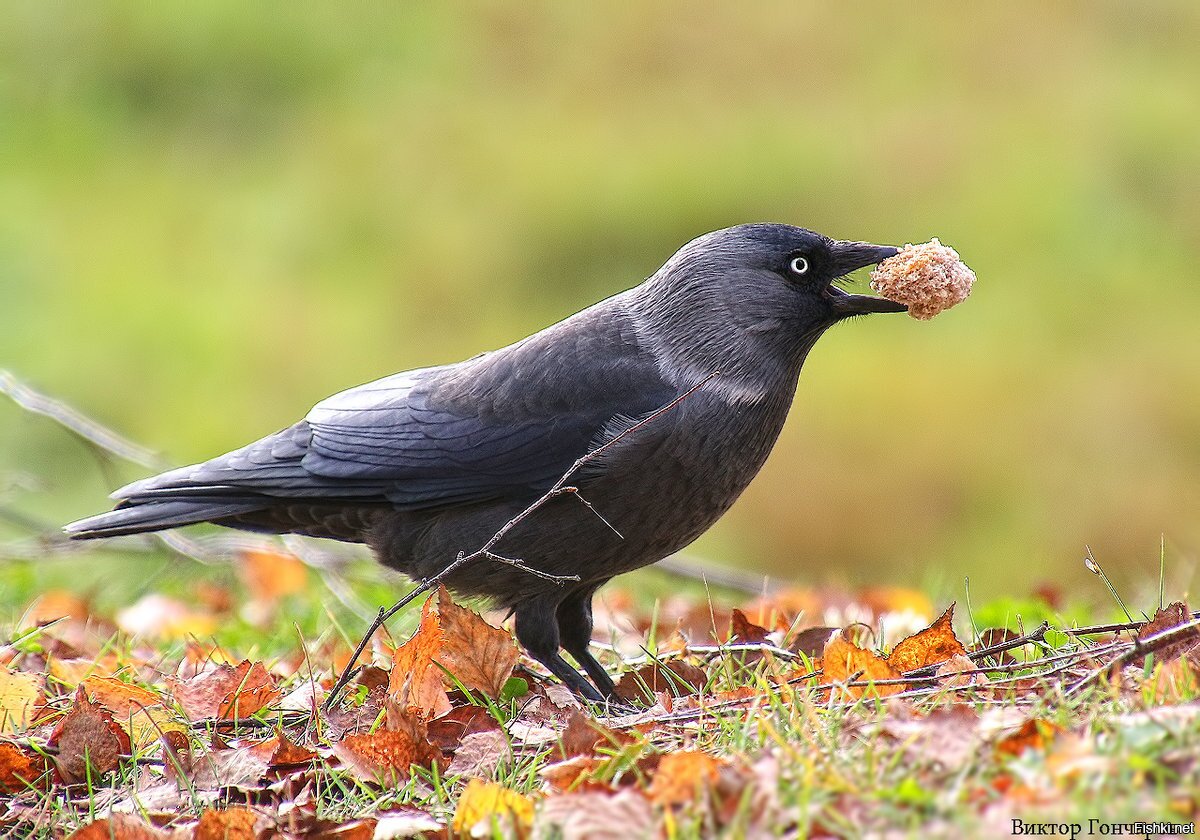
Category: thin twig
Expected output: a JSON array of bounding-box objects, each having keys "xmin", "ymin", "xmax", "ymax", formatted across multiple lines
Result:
[
  {"xmin": 322, "ymin": 371, "xmax": 721, "ymax": 712},
  {"xmin": 1065, "ymin": 616, "xmax": 1200, "ymax": 696},
  {"xmin": 0, "ymin": 369, "xmax": 167, "ymax": 470}
]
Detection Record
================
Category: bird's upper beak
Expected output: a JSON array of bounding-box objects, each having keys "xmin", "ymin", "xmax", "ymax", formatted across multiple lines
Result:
[{"xmin": 825, "ymin": 241, "xmax": 908, "ymax": 316}]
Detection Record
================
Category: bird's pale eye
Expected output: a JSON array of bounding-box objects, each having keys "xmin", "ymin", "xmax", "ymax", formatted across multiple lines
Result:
[{"xmin": 789, "ymin": 256, "xmax": 810, "ymax": 275}]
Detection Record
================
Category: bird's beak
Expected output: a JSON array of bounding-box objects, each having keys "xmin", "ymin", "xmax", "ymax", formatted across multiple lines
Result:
[{"xmin": 825, "ymin": 241, "xmax": 908, "ymax": 316}]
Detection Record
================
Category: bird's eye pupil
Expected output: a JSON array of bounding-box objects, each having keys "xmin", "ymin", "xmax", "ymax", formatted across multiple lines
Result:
[{"xmin": 790, "ymin": 256, "xmax": 809, "ymax": 275}]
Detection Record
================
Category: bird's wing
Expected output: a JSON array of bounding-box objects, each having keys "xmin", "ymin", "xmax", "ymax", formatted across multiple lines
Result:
[{"xmin": 115, "ymin": 313, "xmax": 676, "ymax": 511}]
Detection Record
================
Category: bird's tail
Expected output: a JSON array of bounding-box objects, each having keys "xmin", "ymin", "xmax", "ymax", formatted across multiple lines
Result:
[{"xmin": 63, "ymin": 499, "xmax": 262, "ymax": 540}]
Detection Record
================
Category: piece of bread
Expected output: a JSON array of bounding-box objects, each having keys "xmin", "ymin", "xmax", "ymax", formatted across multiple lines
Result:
[{"xmin": 870, "ymin": 239, "xmax": 975, "ymax": 320}]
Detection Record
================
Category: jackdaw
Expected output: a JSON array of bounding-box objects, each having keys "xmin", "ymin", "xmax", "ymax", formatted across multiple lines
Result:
[{"xmin": 65, "ymin": 223, "xmax": 906, "ymax": 701}]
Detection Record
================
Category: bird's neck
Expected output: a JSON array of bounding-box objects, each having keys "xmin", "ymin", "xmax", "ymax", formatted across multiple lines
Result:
[{"xmin": 626, "ymin": 281, "xmax": 825, "ymax": 406}]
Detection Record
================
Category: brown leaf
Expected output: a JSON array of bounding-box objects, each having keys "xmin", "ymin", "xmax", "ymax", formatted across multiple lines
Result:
[
  {"xmin": 973, "ymin": 628, "xmax": 1023, "ymax": 665},
  {"xmin": 451, "ymin": 778, "xmax": 534, "ymax": 836},
  {"xmin": 388, "ymin": 595, "xmax": 451, "ymax": 717},
  {"xmin": 821, "ymin": 631, "xmax": 902, "ymax": 700},
  {"xmin": 787, "ymin": 626, "xmax": 838, "ymax": 659},
  {"xmin": 558, "ymin": 711, "xmax": 639, "ymax": 759},
  {"xmin": 433, "ymin": 587, "xmax": 520, "ymax": 699},
  {"xmin": 1134, "ymin": 601, "xmax": 1199, "ymax": 666},
  {"xmin": 308, "ymin": 819, "xmax": 378, "ymax": 840},
  {"xmin": 194, "ymin": 807, "xmax": 262, "ymax": 840},
  {"xmin": 171, "ymin": 660, "xmax": 280, "ymax": 721},
  {"xmin": 427, "ymin": 704, "xmax": 500, "ymax": 751},
  {"xmin": 66, "ymin": 815, "xmax": 167, "ymax": 840},
  {"xmin": 538, "ymin": 755, "xmax": 608, "ymax": 793},
  {"xmin": 446, "ymin": 729, "xmax": 510, "ymax": 778},
  {"xmin": 614, "ymin": 660, "xmax": 707, "ymax": 703},
  {"xmin": 79, "ymin": 676, "xmax": 185, "ymax": 751},
  {"xmin": 729, "ymin": 609, "xmax": 770, "ymax": 644},
  {"xmin": 50, "ymin": 695, "xmax": 131, "ymax": 784},
  {"xmin": 332, "ymin": 726, "xmax": 441, "ymax": 786},
  {"xmin": 245, "ymin": 729, "xmax": 319, "ymax": 771},
  {"xmin": 647, "ymin": 750, "xmax": 724, "ymax": 806},
  {"xmin": 534, "ymin": 789, "xmax": 656, "ymax": 838},
  {"xmin": 0, "ymin": 740, "xmax": 52, "ymax": 793},
  {"xmin": 0, "ymin": 668, "xmax": 44, "ymax": 735},
  {"xmin": 887, "ymin": 604, "xmax": 968, "ymax": 674},
  {"xmin": 185, "ymin": 746, "xmax": 272, "ymax": 790}
]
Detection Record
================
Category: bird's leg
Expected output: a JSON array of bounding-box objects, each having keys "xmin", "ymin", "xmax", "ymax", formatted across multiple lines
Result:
[
  {"xmin": 556, "ymin": 586, "xmax": 617, "ymax": 698},
  {"xmin": 514, "ymin": 600, "xmax": 605, "ymax": 703}
]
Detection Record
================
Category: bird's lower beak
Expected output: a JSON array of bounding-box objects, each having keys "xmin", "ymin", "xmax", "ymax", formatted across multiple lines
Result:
[{"xmin": 825, "ymin": 241, "xmax": 908, "ymax": 316}]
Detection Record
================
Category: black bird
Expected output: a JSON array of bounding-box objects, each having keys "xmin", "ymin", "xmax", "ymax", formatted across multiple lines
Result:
[{"xmin": 65, "ymin": 223, "xmax": 905, "ymax": 701}]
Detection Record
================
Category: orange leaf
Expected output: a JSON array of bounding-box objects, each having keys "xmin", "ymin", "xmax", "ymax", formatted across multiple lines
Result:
[
  {"xmin": 995, "ymin": 718, "xmax": 1063, "ymax": 759},
  {"xmin": 171, "ymin": 660, "xmax": 280, "ymax": 721},
  {"xmin": 238, "ymin": 547, "xmax": 309, "ymax": 605},
  {"xmin": 49, "ymin": 695, "xmax": 132, "ymax": 784},
  {"xmin": 67, "ymin": 816, "xmax": 167, "ymax": 840},
  {"xmin": 729, "ymin": 609, "xmax": 770, "ymax": 644},
  {"xmin": 0, "ymin": 741, "xmax": 52, "ymax": 793},
  {"xmin": 888, "ymin": 604, "xmax": 968, "ymax": 674},
  {"xmin": 558, "ymin": 710, "xmax": 639, "ymax": 759},
  {"xmin": 434, "ymin": 588, "xmax": 520, "ymax": 698},
  {"xmin": 648, "ymin": 750, "xmax": 724, "ymax": 806},
  {"xmin": 194, "ymin": 807, "xmax": 261, "ymax": 840},
  {"xmin": 822, "ymin": 631, "xmax": 902, "ymax": 699},
  {"xmin": 389, "ymin": 595, "xmax": 451, "ymax": 717},
  {"xmin": 332, "ymin": 725, "xmax": 441, "ymax": 786},
  {"xmin": 451, "ymin": 778, "xmax": 534, "ymax": 836}
]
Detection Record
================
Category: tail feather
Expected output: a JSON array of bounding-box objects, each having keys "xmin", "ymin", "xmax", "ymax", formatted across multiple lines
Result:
[{"xmin": 64, "ymin": 499, "xmax": 263, "ymax": 539}]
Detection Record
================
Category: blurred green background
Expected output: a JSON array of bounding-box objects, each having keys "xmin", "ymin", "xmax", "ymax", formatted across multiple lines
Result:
[{"xmin": 2, "ymin": 3, "xmax": 1197, "ymax": 606}]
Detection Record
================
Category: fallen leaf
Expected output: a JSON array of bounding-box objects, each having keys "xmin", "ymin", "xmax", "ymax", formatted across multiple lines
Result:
[
  {"xmin": 66, "ymin": 815, "xmax": 167, "ymax": 840},
  {"xmin": 995, "ymin": 718, "xmax": 1063, "ymax": 759},
  {"xmin": 614, "ymin": 660, "xmax": 707, "ymax": 703},
  {"xmin": 389, "ymin": 595, "xmax": 451, "ymax": 717},
  {"xmin": 787, "ymin": 626, "xmax": 838, "ymax": 659},
  {"xmin": 0, "ymin": 740, "xmax": 52, "ymax": 793},
  {"xmin": 1134, "ymin": 601, "xmax": 1199, "ymax": 666},
  {"xmin": 538, "ymin": 755, "xmax": 607, "ymax": 793},
  {"xmin": 821, "ymin": 631, "xmax": 902, "ymax": 700},
  {"xmin": 50, "ymin": 695, "xmax": 131, "ymax": 784},
  {"xmin": 446, "ymin": 729, "xmax": 510, "ymax": 777},
  {"xmin": 647, "ymin": 750, "xmax": 724, "ymax": 806},
  {"xmin": 533, "ymin": 789, "xmax": 655, "ymax": 839},
  {"xmin": 244, "ymin": 729, "xmax": 319, "ymax": 773},
  {"xmin": 877, "ymin": 704, "xmax": 982, "ymax": 771},
  {"xmin": 433, "ymin": 587, "xmax": 520, "ymax": 699},
  {"xmin": 729, "ymin": 609, "xmax": 770, "ymax": 644},
  {"xmin": 185, "ymin": 745, "xmax": 271, "ymax": 790},
  {"xmin": 194, "ymin": 807, "xmax": 262, "ymax": 840},
  {"xmin": 558, "ymin": 711, "xmax": 639, "ymax": 759},
  {"xmin": 171, "ymin": 660, "xmax": 280, "ymax": 721},
  {"xmin": 331, "ymin": 725, "xmax": 441, "ymax": 786},
  {"xmin": 79, "ymin": 676, "xmax": 186, "ymax": 751},
  {"xmin": 887, "ymin": 605, "xmax": 968, "ymax": 674},
  {"xmin": 452, "ymin": 778, "xmax": 534, "ymax": 836},
  {"xmin": 426, "ymin": 704, "xmax": 501, "ymax": 751},
  {"xmin": 116, "ymin": 594, "xmax": 216, "ymax": 639},
  {"xmin": 49, "ymin": 653, "xmax": 128, "ymax": 688},
  {"xmin": 238, "ymin": 546, "xmax": 309, "ymax": 605},
  {"xmin": 372, "ymin": 808, "xmax": 444, "ymax": 839},
  {"xmin": 0, "ymin": 668, "xmax": 44, "ymax": 735}
]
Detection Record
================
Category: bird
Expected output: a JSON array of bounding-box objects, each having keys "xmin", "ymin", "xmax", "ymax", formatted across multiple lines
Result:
[{"xmin": 65, "ymin": 223, "xmax": 906, "ymax": 701}]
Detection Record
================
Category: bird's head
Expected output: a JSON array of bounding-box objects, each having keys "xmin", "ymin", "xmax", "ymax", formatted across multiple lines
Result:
[{"xmin": 634, "ymin": 223, "xmax": 906, "ymax": 395}]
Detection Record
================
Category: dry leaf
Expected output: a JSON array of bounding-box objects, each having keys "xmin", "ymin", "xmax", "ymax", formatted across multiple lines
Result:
[
  {"xmin": 647, "ymin": 750, "xmax": 724, "ymax": 806},
  {"xmin": 171, "ymin": 660, "xmax": 280, "ymax": 721},
  {"xmin": 0, "ymin": 740, "xmax": 52, "ymax": 793},
  {"xmin": 50, "ymin": 695, "xmax": 131, "ymax": 784},
  {"xmin": 558, "ymin": 711, "xmax": 639, "ymax": 759},
  {"xmin": 0, "ymin": 668, "xmax": 44, "ymax": 735},
  {"xmin": 435, "ymin": 588, "xmax": 520, "ymax": 698},
  {"xmin": 332, "ymin": 726, "xmax": 441, "ymax": 786},
  {"xmin": 116, "ymin": 594, "xmax": 216, "ymax": 639},
  {"xmin": 452, "ymin": 778, "xmax": 534, "ymax": 836},
  {"xmin": 446, "ymin": 729, "xmax": 510, "ymax": 777},
  {"xmin": 729, "ymin": 609, "xmax": 770, "ymax": 644},
  {"xmin": 995, "ymin": 718, "xmax": 1063, "ymax": 759},
  {"xmin": 787, "ymin": 626, "xmax": 838, "ymax": 659},
  {"xmin": 821, "ymin": 631, "xmax": 902, "ymax": 700},
  {"xmin": 533, "ymin": 789, "xmax": 655, "ymax": 839},
  {"xmin": 426, "ymin": 704, "xmax": 501, "ymax": 751},
  {"xmin": 538, "ymin": 755, "xmax": 607, "ymax": 793},
  {"xmin": 614, "ymin": 660, "xmax": 707, "ymax": 703},
  {"xmin": 194, "ymin": 807, "xmax": 262, "ymax": 840},
  {"xmin": 888, "ymin": 605, "xmax": 968, "ymax": 674},
  {"xmin": 66, "ymin": 815, "xmax": 167, "ymax": 840},
  {"xmin": 372, "ymin": 808, "xmax": 444, "ymax": 839},
  {"xmin": 238, "ymin": 546, "xmax": 309, "ymax": 604},
  {"xmin": 79, "ymin": 676, "xmax": 185, "ymax": 751},
  {"xmin": 1134, "ymin": 601, "xmax": 1199, "ymax": 666},
  {"xmin": 389, "ymin": 595, "xmax": 451, "ymax": 717}
]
